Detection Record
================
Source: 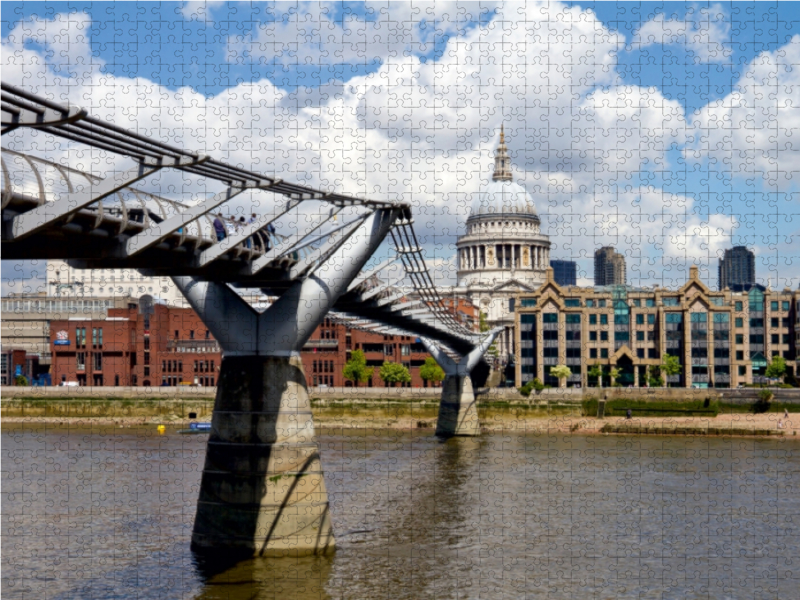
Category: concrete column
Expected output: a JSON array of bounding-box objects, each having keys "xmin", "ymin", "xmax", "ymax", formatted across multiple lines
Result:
[
  {"xmin": 421, "ymin": 328, "xmax": 502, "ymax": 437},
  {"xmin": 634, "ymin": 365, "xmax": 639, "ymax": 387},
  {"xmin": 192, "ymin": 354, "xmax": 333, "ymax": 556},
  {"xmin": 437, "ymin": 374, "xmax": 479, "ymax": 436}
]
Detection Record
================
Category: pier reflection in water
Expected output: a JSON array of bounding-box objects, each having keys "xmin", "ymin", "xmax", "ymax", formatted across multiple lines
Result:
[{"xmin": 2, "ymin": 425, "xmax": 798, "ymax": 599}]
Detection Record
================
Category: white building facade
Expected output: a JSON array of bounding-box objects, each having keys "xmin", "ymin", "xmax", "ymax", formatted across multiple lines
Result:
[
  {"xmin": 455, "ymin": 127, "xmax": 551, "ymax": 359},
  {"xmin": 48, "ymin": 260, "xmax": 187, "ymax": 307}
]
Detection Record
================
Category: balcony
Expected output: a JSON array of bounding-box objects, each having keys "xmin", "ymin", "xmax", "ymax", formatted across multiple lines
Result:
[
  {"xmin": 303, "ymin": 339, "xmax": 339, "ymax": 350},
  {"xmin": 167, "ymin": 340, "xmax": 221, "ymax": 353}
]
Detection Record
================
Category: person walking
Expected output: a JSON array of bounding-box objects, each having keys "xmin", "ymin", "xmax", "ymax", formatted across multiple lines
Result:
[{"xmin": 213, "ymin": 213, "xmax": 226, "ymax": 242}]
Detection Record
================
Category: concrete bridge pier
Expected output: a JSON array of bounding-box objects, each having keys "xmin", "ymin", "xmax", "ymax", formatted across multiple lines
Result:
[
  {"xmin": 172, "ymin": 208, "xmax": 398, "ymax": 556},
  {"xmin": 421, "ymin": 329, "xmax": 502, "ymax": 437}
]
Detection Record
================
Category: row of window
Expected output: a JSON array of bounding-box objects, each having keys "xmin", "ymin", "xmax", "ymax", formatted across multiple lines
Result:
[
  {"xmin": 3, "ymin": 299, "xmax": 114, "ymax": 312},
  {"xmin": 523, "ymin": 298, "xmax": 797, "ymax": 312},
  {"xmin": 313, "ymin": 360, "xmax": 335, "ymax": 374}
]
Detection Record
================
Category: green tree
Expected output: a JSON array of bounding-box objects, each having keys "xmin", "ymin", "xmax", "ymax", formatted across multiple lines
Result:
[
  {"xmin": 419, "ymin": 357, "xmax": 445, "ymax": 387},
  {"xmin": 379, "ymin": 361, "xmax": 411, "ymax": 387},
  {"xmin": 479, "ymin": 311, "xmax": 499, "ymax": 357},
  {"xmin": 609, "ymin": 367, "xmax": 621, "ymax": 387},
  {"xmin": 342, "ymin": 350, "xmax": 374, "ymax": 388},
  {"xmin": 588, "ymin": 365, "xmax": 603, "ymax": 388},
  {"xmin": 14, "ymin": 374, "xmax": 28, "ymax": 386},
  {"xmin": 647, "ymin": 365, "xmax": 664, "ymax": 388},
  {"xmin": 662, "ymin": 353, "xmax": 681, "ymax": 387},
  {"xmin": 765, "ymin": 356, "xmax": 787, "ymax": 382},
  {"xmin": 549, "ymin": 364, "xmax": 572, "ymax": 387}
]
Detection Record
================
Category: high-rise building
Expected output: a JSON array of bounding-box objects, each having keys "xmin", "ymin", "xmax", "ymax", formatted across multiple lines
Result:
[
  {"xmin": 594, "ymin": 247, "xmax": 626, "ymax": 286},
  {"xmin": 550, "ymin": 260, "xmax": 577, "ymax": 286},
  {"xmin": 718, "ymin": 246, "xmax": 755, "ymax": 291}
]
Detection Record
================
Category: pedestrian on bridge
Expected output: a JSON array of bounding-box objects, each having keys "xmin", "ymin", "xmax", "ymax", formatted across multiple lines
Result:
[{"xmin": 213, "ymin": 214, "xmax": 226, "ymax": 242}]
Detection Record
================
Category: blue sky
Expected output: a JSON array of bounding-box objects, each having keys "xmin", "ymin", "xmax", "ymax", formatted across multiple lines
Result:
[{"xmin": 2, "ymin": 1, "xmax": 799, "ymax": 291}]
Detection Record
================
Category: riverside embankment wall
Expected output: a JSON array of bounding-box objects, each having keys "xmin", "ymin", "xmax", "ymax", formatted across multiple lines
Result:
[{"xmin": 2, "ymin": 386, "xmax": 799, "ymax": 420}]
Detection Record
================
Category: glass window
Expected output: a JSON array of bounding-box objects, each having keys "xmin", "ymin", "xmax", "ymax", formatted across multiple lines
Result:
[
  {"xmin": 735, "ymin": 317, "xmax": 743, "ymax": 327},
  {"xmin": 633, "ymin": 299, "xmax": 641, "ymax": 307},
  {"xmin": 771, "ymin": 301, "xmax": 779, "ymax": 311},
  {"xmin": 736, "ymin": 351, "xmax": 744, "ymax": 361},
  {"xmin": 564, "ymin": 299, "xmax": 580, "ymax": 307},
  {"xmin": 690, "ymin": 313, "xmax": 707, "ymax": 323},
  {"xmin": 771, "ymin": 334, "xmax": 779, "ymax": 344},
  {"xmin": 600, "ymin": 349, "xmax": 608, "ymax": 359},
  {"xmin": 713, "ymin": 313, "xmax": 729, "ymax": 323},
  {"xmin": 735, "ymin": 334, "xmax": 744, "ymax": 344},
  {"xmin": 565, "ymin": 314, "xmax": 580, "ymax": 324},
  {"xmin": 637, "ymin": 348, "xmax": 645, "ymax": 358},
  {"xmin": 662, "ymin": 297, "xmax": 679, "ymax": 307},
  {"xmin": 543, "ymin": 313, "xmax": 558, "ymax": 323},
  {"xmin": 600, "ymin": 331, "xmax": 608, "ymax": 341},
  {"xmin": 735, "ymin": 301, "xmax": 743, "ymax": 312},
  {"xmin": 739, "ymin": 366, "xmax": 746, "ymax": 376},
  {"xmin": 598, "ymin": 300, "xmax": 606, "ymax": 308},
  {"xmin": 615, "ymin": 331, "xmax": 629, "ymax": 341},
  {"xmin": 645, "ymin": 299, "xmax": 655, "ymax": 308},
  {"xmin": 590, "ymin": 349, "xmax": 597, "ymax": 358},
  {"xmin": 665, "ymin": 313, "xmax": 682, "ymax": 323},
  {"xmin": 615, "ymin": 314, "xmax": 629, "ymax": 325},
  {"xmin": 636, "ymin": 314, "xmax": 644, "ymax": 325},
  {"xmin": 521, "ymin": 298, "xmax": 537, "ymax": 307},
  {"xmin": 711, "ymin": 297, "xmax": 724, "ymax": 306},
  {"xmin": 771, "ymin": 318, "xmax": 779, "ymax": 328},
  {"xmin": 748, "ymin": 288, "xmax": 764, "ymax": 310},
  {"xmin": 636, "ymin": 331, "xmax": 644, "ymax": 341},
  {"xmin": 589, "ymin": 314, "xmax": 597, "ymax": 325},
  {"xmin": 782, "ymin": 301, "xmax": 790, "ymax": 311},
  {"xmin": 585, "ymin": 300, "xmax": 594, "ymax": 308},
  {"xmin": 600, "ymin": 315, "xmax": 608, "ymax": 325},
  {"xmin": 590, "ymin": 331, "xmax": 597, "ymax": 341},
  {"xmin": 648, "ymin": 314, "xmax": 656, "ymax": 325}
]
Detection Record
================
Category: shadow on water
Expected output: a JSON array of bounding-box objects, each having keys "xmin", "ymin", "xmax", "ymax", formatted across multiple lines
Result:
[{"xmin": 192, "ymin": 552, "xmax": 333, "ymax": 600}]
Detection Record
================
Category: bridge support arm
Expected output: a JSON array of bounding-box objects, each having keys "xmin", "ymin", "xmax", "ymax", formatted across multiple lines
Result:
[
  {"xmin": 174, "ymin": 207, "xmax": 400, "ymax": 557},
  {"xmin": 421, "ymin": 328, "xmax": 502, "ymax": 437}
]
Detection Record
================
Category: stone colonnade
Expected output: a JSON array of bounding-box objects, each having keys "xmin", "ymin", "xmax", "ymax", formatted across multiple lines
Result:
[{"xmin": 460, "ymin": 243, "xmax": 549, "ymax": 270}]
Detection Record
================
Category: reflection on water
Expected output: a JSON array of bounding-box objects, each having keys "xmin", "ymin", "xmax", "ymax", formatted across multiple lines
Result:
[{"xmin": 2, "ymin": 425, "xmax": 798, "ymax": 599}]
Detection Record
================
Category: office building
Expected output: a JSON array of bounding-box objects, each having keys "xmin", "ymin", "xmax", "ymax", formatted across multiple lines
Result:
[
  {"xmin": 550, "ymin": 260, "xmax": 577, "ymax": 286},
  {"xmin": 718, "ymin": 246, "xmax": 756, "ymax": 291},
  {"xmin": 594, "ymin": 247, "xmax": 626, "ymax": 286},
  {"xmin": 516, "ymin": 266, "xmax": 799, "ymax": 389}
]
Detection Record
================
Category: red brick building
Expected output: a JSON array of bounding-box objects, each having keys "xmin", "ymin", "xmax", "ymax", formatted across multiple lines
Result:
[
  {"xmin": 50, "ymin": 298, "xmax": 219, "ymax": 387},
  {"xmin": 50, "ymin": 296, "xmax": 478, "ymax": 388}
]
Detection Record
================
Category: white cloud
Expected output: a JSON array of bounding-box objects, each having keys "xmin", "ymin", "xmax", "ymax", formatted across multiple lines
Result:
[
  {"xmin": 180, "ymin": 1, "xmax": 226, "ymax": 22},
  {"xmin": 3, "ymin": 4, "xmax": 791, "ymax": 288},
  {"xmin": 633, "ymin": 3, "xmax": 731, "ymax": 62},
  {"xmin": 689, "ymin": 34, "xmax": 800, "ymax": 187}
]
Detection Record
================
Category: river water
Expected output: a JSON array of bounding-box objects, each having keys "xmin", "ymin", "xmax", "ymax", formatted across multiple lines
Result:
[{"xmin": 2, "ymin": 425, "xmax": 798, "ymax": 599}]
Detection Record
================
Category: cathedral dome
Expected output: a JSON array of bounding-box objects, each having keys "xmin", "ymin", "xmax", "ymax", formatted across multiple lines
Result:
[
  {"xmin": 469, "ymin": 179, "xmax": 538, "ymax": 217},
  {"xmin": 468, "ymin": 124, "xmax": 538, "ymax": 219}
]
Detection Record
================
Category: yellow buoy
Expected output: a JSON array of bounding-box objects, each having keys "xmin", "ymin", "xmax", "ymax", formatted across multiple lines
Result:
[{"xmin": 157, "ymin": 424, "xmax": 166, "ymax": 434}]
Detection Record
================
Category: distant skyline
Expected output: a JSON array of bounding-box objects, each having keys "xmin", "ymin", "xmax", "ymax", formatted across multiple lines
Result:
[{"xmin": 2, "ymin": 1, "xmax": 799, "ymax": 295}]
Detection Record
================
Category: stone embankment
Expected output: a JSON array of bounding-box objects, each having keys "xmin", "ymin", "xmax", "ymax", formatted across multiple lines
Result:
[{"xmin": 3, "ymin": 386, "xmax": 799, "ymax": 437}]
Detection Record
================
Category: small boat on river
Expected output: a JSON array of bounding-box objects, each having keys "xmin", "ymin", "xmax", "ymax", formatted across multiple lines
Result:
[{"xmin": 178, "ymin": 422, "xmax": 212, "ymax": 434}]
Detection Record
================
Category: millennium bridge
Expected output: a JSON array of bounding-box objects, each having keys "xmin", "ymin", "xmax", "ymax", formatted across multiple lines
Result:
[{"xmin": 1, "ymin": 83, "xmax": 500, "ymax": 556}]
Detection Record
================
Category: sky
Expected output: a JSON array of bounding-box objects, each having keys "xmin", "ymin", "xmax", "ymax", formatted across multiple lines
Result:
[{"xmin": 2, "ymin": 0, "xmax": 799, "ymax": 293}]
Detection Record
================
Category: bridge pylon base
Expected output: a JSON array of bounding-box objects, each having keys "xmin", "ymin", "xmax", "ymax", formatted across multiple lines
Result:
[
  {"xmin": 436, "ymin": 375, "xmax": 480, "ymax": 437},
  {"xmin": 190, "ymin": 354, "xmax": 335, "ymax": 557}
]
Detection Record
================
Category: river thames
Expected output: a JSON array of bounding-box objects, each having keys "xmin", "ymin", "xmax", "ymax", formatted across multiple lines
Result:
[{"xmin": 3, "ymin": 425, "xmax": 798, "ymax": 599}]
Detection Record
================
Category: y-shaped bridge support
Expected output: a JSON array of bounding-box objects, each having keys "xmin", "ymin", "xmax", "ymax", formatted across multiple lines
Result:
[
  {"xmin": 173, "ymin": 208, "xmax": 398, "ymax": 557},
  {"xmin": 420, "ymin": 328, "xmax": 503, "ymax": 437}
]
